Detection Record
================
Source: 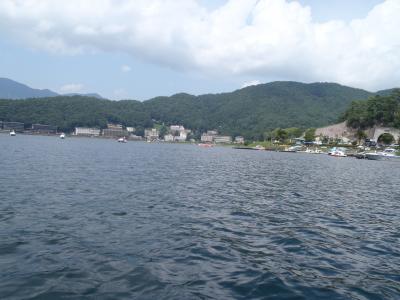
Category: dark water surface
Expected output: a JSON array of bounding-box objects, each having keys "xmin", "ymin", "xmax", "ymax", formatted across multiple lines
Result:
[{"xmin": 1, "ymin": 134, "xmax": 399, "ymax": 299}]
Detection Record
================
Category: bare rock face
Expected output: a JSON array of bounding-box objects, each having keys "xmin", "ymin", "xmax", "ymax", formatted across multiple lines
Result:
[{"xmin": 315, "ymin": 121, "xmax": 357, "ymax": 140}]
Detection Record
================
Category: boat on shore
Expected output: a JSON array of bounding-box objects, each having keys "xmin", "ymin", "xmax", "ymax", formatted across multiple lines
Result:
[
  {"xmin": 9, "ymin": 130, "xmax": 16, "ymax": 136},
  {"xmin": 365, "ymin": 148, "xmax": 400, "ymax": 161}
]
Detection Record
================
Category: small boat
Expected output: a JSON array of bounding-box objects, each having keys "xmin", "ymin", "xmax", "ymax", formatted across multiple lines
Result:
[
  {"xmin": 298, "ymin": 148, "xmax": 323, "ymax": 154},
  {"xmin": 118, "ymin": 137, "xmax": 127, "ymax": 143},
  {"xmin": 252, "ymin": 145, "xmax": 265, "ymax": 150},
  {"xmin": 365, "ymin": 148, "xmax": 400, "ymax": 161},
  {"xmin": 330, "ymin": 150, "xmax": 347, "ymax": 157},
  {"xmin": 198, "ymin": 143, "xmax": 213, "ymax": 147},
  {"xmin": 60, "ymin": 133, "xmax": 65, "ymax": 139},
  {"xmin": 9, "ymin": 130, "xmax": 16, "ymax": 136},
  {"xmin": 284, "ymin": 145, "xmax": 302, "ymax": 152}
]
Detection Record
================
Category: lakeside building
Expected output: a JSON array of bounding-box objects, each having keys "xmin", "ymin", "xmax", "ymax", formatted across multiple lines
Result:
[
  {"xmin": 2, "ymin": 121, "xmax": 24, "ymax": 132},
  {"xmin": 234, "ymin": 136, "xmax": 245, "ymax": 144},
  {"xmin": 201, "ymin": 130, "xmax": 219, "ymax": 143},
  {"xmin": 170, "ymin": 125, "xmax": 185, "ymax": 133},
  {"xmin": 107, "ymin": 123, "xmax": 123, "ymax": 129},
  {"xmin": 145, "ymin": 128, "xmax": 159, "ymax": 141},
  {"xmin": 102, "ymin": 123, "xmax": 128, "ymax": 137},
  {"xmin": 175, "ymin": 131, "xmax": 188, "ymax": 142},
  {"xmin": 164, "ymin": 134, "xmax": 174, "ymax": 142},
  {"xmin": 214, "ymin": 135, "xmax": 232, "ymax": 144},
  {"xmin": 126, "ymin": 127, "xmax": 135, "ymax": 133},
  {"xmin": 74, "ymin": 127, "xmax": 101, "ymax": 136},
  {"xmin": 207, "ymin": 130, "xmax": 218, "ymax": 136},
  {"xmin": 201, "ymin": 134, "xmax": 214, "ymax": 143},
  {"xmin": 31, "ymin": 124, "xmax": 57, "ymax": 134}
]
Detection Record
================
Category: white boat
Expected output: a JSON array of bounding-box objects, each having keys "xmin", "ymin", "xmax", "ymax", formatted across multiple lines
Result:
[
  {"xmin": 252, "ymin": 145, "xmax": 266, "ymax": 150},
  {"xmin": 118, "ymin": 137, "xmax": 127, "ymax": 143},
  {"xmin": 60, "ymin": 133, "xmax": 65, "ymax": 139},
  {"xmin": 329, "ymin": 150, "xmax": 347, "ymax": 157},
  {"xmin": 9, "ymin": 130, "xmax": 16, "ymax": 136},
  {"xmin": 284, "ymin": 145, "xmax": 302, "ymax": 152},
  {"xmin": 298, "ymin": 148, "xmax": 323, "ymax": 154},
  {"xmin": 366, "ymin": 148, "xmax": 400, "ymax": 161}
]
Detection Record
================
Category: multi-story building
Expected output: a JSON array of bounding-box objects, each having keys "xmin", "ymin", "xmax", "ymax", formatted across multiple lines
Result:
[
  {"xmin": 207, "ymin": 130, "xmax": 218, "ymax": 136},
  {"xmin": 32, "ymin": 124, "xmax": 57, "ymax": 134},
  {"xmin": 214, "ymin": 135, "xmax": 232, "ymax": 144},
  {"xmin": 107, "ymin": 123, "xmax": 123, "ymax": 129},
  {"xmin": 174, "ymin": 131, "xmax": 188, "ymax": 142},
  {"xmin": 102, "ymin": 123, "xmax": 127, "ymax": 137},
  {"xmin": 201, "ymin": 134, "xmax": 214, "ymax": 143},
  {"xmin": 170, "ymin": 125, "xmax": 185, "ymax": 133},
  {"xmin": 2, "ymin": 121, "xmax": 24, "ymax": 132},
  {"xmin": 102, "ymin": 128, "xmax": 127, "ymax": 137},
  {"xmin": 145, "ymin": 128, "xmax": 159, "ymax": 141},
  {"xmin": 74, "ymin": 127, "xmax": 101, "ymax": 136}
]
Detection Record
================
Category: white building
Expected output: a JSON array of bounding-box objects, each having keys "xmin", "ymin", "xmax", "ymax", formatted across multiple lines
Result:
[
  {"xmin": 214, "ymin": 135, "xmax": 232, "ymax": 144},
  {"xmin": 164, "ymin": 134, "xmax": 174, "ymax": 142},
  {"xmin": 201, "ymin": 134, "xmax": 214, "ymax": 143},
  {"xmin": 170, "ymin": 125, "xmax": 185, "ymax": 132},
  {"xmin": 74, "ymin": 127, "xmax": 101, "ymax": 136},
  {"xmin": 174, "ymin": 131, "xmax": 188, "ymax": 142},
  {"xmin": 234, "ymin": 136, "xmax": 245, "ymax": 144},
  {"xmin": 126, "ymin": 127, "xmax": 135, "ymax": 132}
]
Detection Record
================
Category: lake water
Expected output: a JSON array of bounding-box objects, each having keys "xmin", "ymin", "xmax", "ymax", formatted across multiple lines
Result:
[{"xmin": 1, "ymin": 134, "xmax": 399, "ymax": 299}]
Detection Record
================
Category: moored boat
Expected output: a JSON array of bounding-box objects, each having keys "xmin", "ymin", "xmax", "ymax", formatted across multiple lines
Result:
[
  {"xmin": 329, "ymin": 150, "xmax": 347, "ymax": 157},
  {"xmin": 118, "ymin": 137, "xmax": 127, "ymax": 143},
  {"xmin": 198, "ymin": 143, "xmax": 213, "ymax": 147},
  {"xmin": 60, "ymin": 133, "xmax": 65, "ymax": 139},
  {"xmin": 9, "ymin": 130, "xmax": 16, "ymax": 136},
  {"xmin": 365, "ymin": 148, "xmax": 400, "ymax": 161},
  {"xmin": 252, "ymin": 145, "xmax": 265, "ymax": 150}
]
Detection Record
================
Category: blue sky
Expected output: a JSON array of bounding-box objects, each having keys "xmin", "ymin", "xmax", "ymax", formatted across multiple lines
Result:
[{"xmin": 0, "ymin": 0, "xmax": 395, "ymax": 100}]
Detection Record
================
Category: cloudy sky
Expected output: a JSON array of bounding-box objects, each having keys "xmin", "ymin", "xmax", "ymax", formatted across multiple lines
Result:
[{"xmin": 0, "ymin": 0, "xmax": 398, "ymax": 100}]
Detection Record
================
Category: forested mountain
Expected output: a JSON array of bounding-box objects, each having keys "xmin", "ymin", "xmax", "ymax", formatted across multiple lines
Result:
[
  {"xmin": 0, "ymin": 96, "xmax": 152, "ymax": 133},
  {"xmin": 0, "ymin": 78, "xmax": 58, "ymax": 99},
  {"xmin": 143, "ymin": 82, "xmax": 372, "ymax": 138},
  {"xmin": 0, "ymin": 81, "xmax": 387, "ymax": 139},
  {"xmin": 342, "ymin": 89, "xmax": 400, "ymax": 129}
]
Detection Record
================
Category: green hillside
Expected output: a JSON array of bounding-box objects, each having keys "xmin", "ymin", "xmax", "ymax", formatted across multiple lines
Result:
[
  {"xmin": 0, "ymin": 81, "xmax": 375, "ymax": 139},
  {"xmin": 144, "ymin": 82, "xmax": 372, "ymax": 139},
  {"xmin": 342, "ymin": 89, "xmax": 400, "ymax": 129}
]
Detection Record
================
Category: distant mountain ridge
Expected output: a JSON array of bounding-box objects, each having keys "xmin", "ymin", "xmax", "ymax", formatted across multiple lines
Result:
[
  {"xmin": 0, "ymin": 77, "xmax": 58, "ymax": 99},
  {"xmin": 0, "ymin": 78, "xmax": 103, "ymax": 99}
]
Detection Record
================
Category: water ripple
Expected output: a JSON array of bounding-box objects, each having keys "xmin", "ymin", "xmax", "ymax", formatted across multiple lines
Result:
[{"xmin": 0, "ymin": 135, "xmax": 399, "ymax": 299}]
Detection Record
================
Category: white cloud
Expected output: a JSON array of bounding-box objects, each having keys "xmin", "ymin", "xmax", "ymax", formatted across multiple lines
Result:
[
  {"xmin": 59, "ymin": 83, "xmax": 84, "ymax": 93},
  {"xmin": 121, "ymin": 65, "xmax": 132, "ymax": 72},
  {"xmin": 242, "ymin": 80, "xmax": 261, "ymax": 88},
  {"xmin": 0, "ymin": 0, "xmax": 399, "ymax": 90}
]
